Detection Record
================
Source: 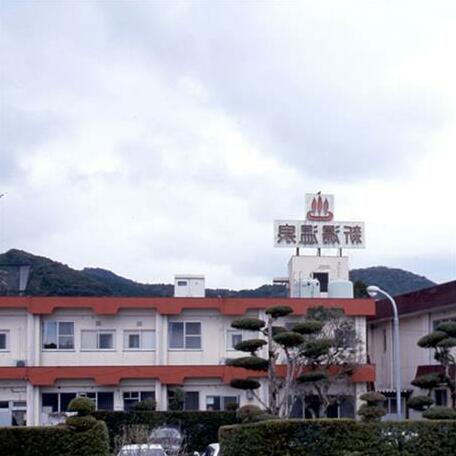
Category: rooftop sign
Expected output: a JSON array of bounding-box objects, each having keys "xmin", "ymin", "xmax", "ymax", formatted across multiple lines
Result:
[{"xmin": 274, "ymin": 193, "xmax": 365, "ymax": 249}]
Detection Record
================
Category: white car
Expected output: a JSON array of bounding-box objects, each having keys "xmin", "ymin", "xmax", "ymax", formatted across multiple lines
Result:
[
  {"xmin": 118, "ymin": 443, "xmax": 167, "ymax": 456},
  {"xmin": 194, "ymin": 443, "xmax": 220, "ymax": 456}
]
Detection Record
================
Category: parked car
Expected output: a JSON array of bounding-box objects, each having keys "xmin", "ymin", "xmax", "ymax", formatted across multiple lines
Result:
[
  {"xmin": 118, "ymin": 443, "xmax": 167, "ymax": 456},
  {"xmin": 148, "ymin": 426, "xmax": 183, "ymax": 455},
  {"xmin": 194, "ymin": 443, "xmax": 220, "ymax": 456}
]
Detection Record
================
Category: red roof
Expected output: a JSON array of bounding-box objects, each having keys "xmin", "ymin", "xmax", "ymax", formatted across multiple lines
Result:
[
  {"xmin": 0, "ymin": 296, "xmax": 375, "ymax": 316},
  {"xmin": 371, "ymin": 281, "xmax": 456, "ymax": 321}
]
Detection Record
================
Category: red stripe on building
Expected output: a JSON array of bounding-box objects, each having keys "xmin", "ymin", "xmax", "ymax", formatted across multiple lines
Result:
[
  {"xmin": 0, "ymin": 296, "xmax": 375, "ymax": 316},
  {"xmin": 0, "ymin": 364, "xmax": 375, "ymax": 386}
]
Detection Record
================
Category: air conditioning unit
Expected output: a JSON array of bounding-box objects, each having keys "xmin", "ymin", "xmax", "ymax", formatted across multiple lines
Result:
[{"xmin": 16, "ymin": 360, "xmax": 26, "ymax": 368}]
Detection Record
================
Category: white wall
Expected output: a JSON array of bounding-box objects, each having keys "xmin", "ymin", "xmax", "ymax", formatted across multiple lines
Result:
[
  {"xmin": 288, "ymin": 255, "xmax": 349, "ymax": 297},
  {"xmin": 0, "ymin": 310, "xmax": 28, "ymax": 366},
  {"xmin": 41, "ymin": 309, "xmax": 157, "ymax": 366}
]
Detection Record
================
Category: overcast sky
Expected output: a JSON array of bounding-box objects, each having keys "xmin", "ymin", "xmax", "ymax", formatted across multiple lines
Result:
[{"xmin": 1, "ymin": 1, "xmax": 455, "ymax": 288}]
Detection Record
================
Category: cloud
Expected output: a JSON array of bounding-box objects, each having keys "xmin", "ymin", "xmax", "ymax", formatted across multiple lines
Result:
[{"xmin": 0, "ymin": 1, "xmax": 455, "ymax": 288}]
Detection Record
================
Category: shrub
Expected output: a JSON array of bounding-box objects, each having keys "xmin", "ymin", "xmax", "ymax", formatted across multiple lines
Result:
[
  {"xmin": 357, "ymin": 392, "xmax": 386, "ymax": 422},
  {"xmin": 297, "ymin": 370, "xmax": 329, "ymax": 384},
  {"xmin": 436, "ymin": 321, "xmax": 456, "ymax": 336},
  {"xmin": 133, "ymin": 399, "xmax": 157, "ymax": 411},
  {"xmin": 234, "ymin": 339, "xmax": 267, "ymax": 352},
  {"xmin": 407, "ymin": 395, "xmax": 434, "ymax": 411},
  {"xmin": 66, "ymin": 415, "xmax": 98, "ymax": 431},
  {"xmin": 292, "ymin": 320, "xmax": 324, "ymax": 335},
  {"xmin": 235, "ymin": 405, "xmax": 264, "ymax": 423},
  {"xmin": 417, "ymin": 331, "xmax": 447, "ymax": 348},
  {"xmin": 436, "ymin": 337, "xmax": 456, "ymax": 348},
  {"xmin": 265, "ymin": 305, "xmax": 294, "ymax": 318},
  {"xmin": 422, "ymin": 406, "xmax": 456, "ymax": 420},
  {"xmin": 411, "ymin": 373, "xmax": 445, "ymax": 390},
  {"xmin": 0, "ymin": 420, "xmax": 109, "ymax": 456},
  {"xmin": 273, "ymin": 331, "xmax": 305, "ymax": 347},
  {"xmin": 231, "ymin": 318, "xmax": 265, "ymax": 331},
  {"xmin": 359, "ymin": 392, "xmax": 386, "ymax": 404},
  {"xmin": 93, "ymin": 410, "xmax": 237, "ymax": 453},
  {"xmin": 226, "ymin": 402, "xmax": 239, "ymax": 411},
  {"xmin": 357, "ymin": 404, "xmax": 386, "ymax": 421},
  {"xmin": 219, "ymin": 419, "xmax": 456, "ymax": 456},
  {"xmin": 226, "ymin": 356, "xmax": 269, "ymax": 371},
  {"xmin": 230, "ymin": 378, "xmax": 261, "ymax": 390},
  {"xmin": 302, "ymin": 338, "xmax": 333, "ymax": 358},
  {"xmin": 68, "ymin": 397, "xmax": 96, "ymax": 416}
]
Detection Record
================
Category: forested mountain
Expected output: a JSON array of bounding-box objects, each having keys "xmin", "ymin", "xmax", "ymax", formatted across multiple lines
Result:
[
  {"xmin": 0, "ymin": 249, "xmax": 436, "ymax": 297},
  {"xmin": 349, "ymin": 266, "xmax": 435, "ymax": 296}
]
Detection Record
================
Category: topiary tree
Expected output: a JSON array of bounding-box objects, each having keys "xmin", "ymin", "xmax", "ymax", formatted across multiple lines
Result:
[
  {"xmin": 66, "ymin": 397, "xmax": 97, "ymax": 431},
  {"xmin": 415, "ymin": 321, "xmax": 456, "ymax": 409},
  {"xmin": 67, "ymin": 397, "xmax": 96, "ymax": 416},
  {"xmin": 227, "ymin": 305, "xmax": 363, "ymax": 417},
  {"xmin": 422, "ymin": 405, "xmax": 456, "ymax": 420},
  {"xmin": 407, "ymin": 395, "xmax": 434, "ymax": 412},
  {"xmin": 357, "ymin": 392, "xmax": 387, "ymax": 421},
  {"xmin": 228, "ymin": 305, "xmax": 305, "ymax": 416}
]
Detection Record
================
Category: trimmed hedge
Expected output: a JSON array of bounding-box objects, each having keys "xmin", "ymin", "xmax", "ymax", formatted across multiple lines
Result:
[
  {"xmin": 0, "ymin": 420, "xmax": 109, "ymax": 456},
  {"xmin": 93, "ymin": 410, "xmax": 238, "ymax": 452},
  {"xmin": 219, "ymin": 419, "xmax": 456, "ymax": 456}
]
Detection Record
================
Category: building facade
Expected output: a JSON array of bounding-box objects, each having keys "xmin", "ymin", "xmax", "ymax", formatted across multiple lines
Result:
[
  {"xmin": 367, "ymin": 281, "xmax": 456, "ymax": 419},
  {"xmin": 0, "ymin": 286, "xmax": 375, "ymax": 426}
]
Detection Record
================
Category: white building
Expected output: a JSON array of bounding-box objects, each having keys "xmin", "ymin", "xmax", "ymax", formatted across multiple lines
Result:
[
  {"xmin": 367, "ymin": 280, "xmax": 456, "ymax": 419},
  {"xmin": 0, "ymin": 271, "xmax": 375, "ymax": 426}
]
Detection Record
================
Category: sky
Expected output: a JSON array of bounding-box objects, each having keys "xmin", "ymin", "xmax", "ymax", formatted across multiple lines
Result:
[{"xmin": 1, "ymin": 1, "xmax": 455, "ymax": 289}]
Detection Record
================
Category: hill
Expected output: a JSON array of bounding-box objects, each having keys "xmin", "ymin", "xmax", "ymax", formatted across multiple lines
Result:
[
  {"xmin": 0, "ymin": 249, "xmax": 436, "ymax": 297},
  {"xmin": 349, "ymin": 266, "xmax": 435, "ymax": 296}
]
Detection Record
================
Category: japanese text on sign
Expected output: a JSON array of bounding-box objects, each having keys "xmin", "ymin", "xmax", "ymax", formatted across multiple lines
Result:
[{"xmin": 274, "ymin": 221, "xmax": 365, "ymax": 249}]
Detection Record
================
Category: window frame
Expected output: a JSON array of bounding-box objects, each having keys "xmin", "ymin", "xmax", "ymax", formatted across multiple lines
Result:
[
  {"xmin": 80, "ymin": 329, "xmax": 116, "ymax": 351},
  {"xmin": 42, "ymin": 321, "xmax": 75, "ymax": 351},
  {"xmin": 0, "ymin": 330, "xmax": 9, "ymax": 351},
  {"xmin": 123, "ymin": 391, "xmax": 155, "ymax": 410},
  {"xmin": 77, "ymin": 391, "xmax": 114, "ymax": 410},
  {"xmin": 226, "ymin": 329, "xmax": 244, "ymax": 350},
  {"xmin": 123, "ymin": 329, "xmax": 156, "ymax": 351},
  {"xmin": 206, "ymin": 395, "xmax": 239, "ymax": 411},
  {"xmin": 168, "ymin": 321, "xmax": 202, "ymax": 350}
]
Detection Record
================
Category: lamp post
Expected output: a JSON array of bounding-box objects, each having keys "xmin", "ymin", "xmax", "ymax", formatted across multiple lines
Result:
[{"xmin": 367, "ymin": 285, "xmax": 402, "ymax": 421}]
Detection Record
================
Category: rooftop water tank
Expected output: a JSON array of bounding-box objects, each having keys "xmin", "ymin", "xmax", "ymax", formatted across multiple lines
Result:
[
  {"xmin": 328, "ymin": 280, "xmax": 354, "ymax": 298},
  {"xmin": 300, "ymin": 279, "xmax": 321, "ymax": 298}
]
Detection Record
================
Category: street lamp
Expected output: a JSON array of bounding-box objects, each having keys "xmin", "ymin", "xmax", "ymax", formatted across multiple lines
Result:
[{"xmin": 367, "ymin": 285, "xmax": 402, "ymax": 421}]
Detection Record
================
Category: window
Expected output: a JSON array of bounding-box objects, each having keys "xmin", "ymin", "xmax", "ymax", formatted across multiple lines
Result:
[
  {"xmin": 124, "ymin": 330, "xmax": 155, "ymax": 350},
  {"xmin": 227, "ymin": 330, "xmax": 243, "ymax": 350},
  {"xmin": 42, "ymin": 392, "xmax": 77, "ymax": 413},
  {"xmin": 433, "ymin": 318, "xmax": 456, "ymax": 331},
  {"xmin": 313, "ymin": 272, "xmax": 329, "ymax": 292},
  {"xmin": 123, "ymin": 391, "xmax": 155, "ymax": 410},
  {"xmin": 177, "ymin": 280, "xmax": 188, "ymax": 286},
  {"xmin": 435, "ymin": 389, "xmax": 448, "ymax": 407},
  {"xmin": 0, "ymin": 331, "xmax": 8, "ymax": 350},
  {"xmin": 169, "ymin": 322, "xmax": 201, "ymax": 349},
  {"xmin": 206, "ymin": 396, "xmax": 238, "ymax": 411},
  {"xmin": 42, "ymin": 322, "xmax": 74, "ymax": 350},
  {"xmin": 81, "ymin": 330, "xmax": 115, "ymax": 350},
  {"xmin": 184, "ymin": 391, "xmax": 199, "ymax": 410},
  {"xmin": 78, "ymin": 392, "xmax": 114, "ymax": 410},
  {"xmin": 382, "ymin": 328, "xmax": 387, "ymax": 353}
]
